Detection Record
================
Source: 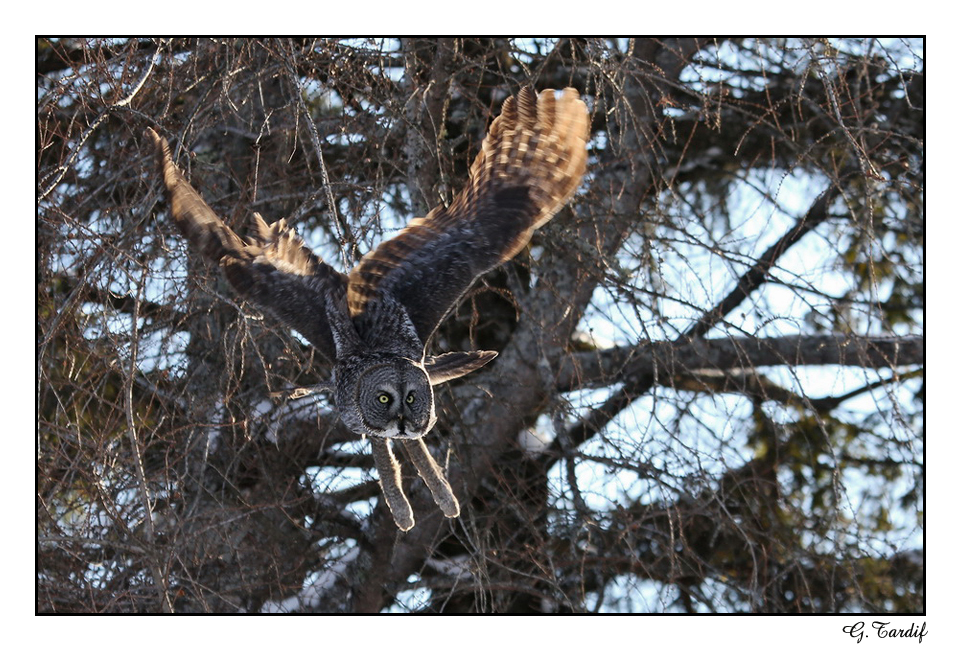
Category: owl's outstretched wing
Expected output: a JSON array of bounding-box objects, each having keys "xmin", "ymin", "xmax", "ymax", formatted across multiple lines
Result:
[
  {"xmin": 346, "ymin": 87, "xmax": 590, "ymax": 343},
  {"xmin": 147, "ymin": 128, "xmax": 349, "ymax": 363}
]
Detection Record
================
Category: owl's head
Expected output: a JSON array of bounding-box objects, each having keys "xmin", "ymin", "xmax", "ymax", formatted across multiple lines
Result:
[
  {"xmin": 337, "ymin": 356, "xmax": 436, "ymax": 439},
  {"xmin": 335, "ymin": 350, "xmax": 499, "ymax": 440}
]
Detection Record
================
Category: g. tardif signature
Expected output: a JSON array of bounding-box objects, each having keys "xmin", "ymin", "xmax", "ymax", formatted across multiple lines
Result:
[{"xmin": 842, "ymin": 621, "xmax": 928, "ymax": 644}]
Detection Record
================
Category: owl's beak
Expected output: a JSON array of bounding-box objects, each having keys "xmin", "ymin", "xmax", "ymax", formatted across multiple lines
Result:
[
  {"xmin": 387, "ymin": 413, "xmax": 416, "ymax": 439},
  {"xmin": 389, "ymin": 413, "xmax": 432, "ymax": 440}
]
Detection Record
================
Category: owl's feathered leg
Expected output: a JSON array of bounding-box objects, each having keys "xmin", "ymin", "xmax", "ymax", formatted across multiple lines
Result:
[
  {"xmin": 370, "ymin": 438, "xmax": 415, "ymax": 531},
  {"xmin": 401, "ymin": 439, "xmax": 460, "ymax": 518}
]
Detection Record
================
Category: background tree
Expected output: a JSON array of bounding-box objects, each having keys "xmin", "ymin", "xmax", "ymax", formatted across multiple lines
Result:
[{"xmin": 38, "ymin": 37, "xmax": 923, "ymax": 613}]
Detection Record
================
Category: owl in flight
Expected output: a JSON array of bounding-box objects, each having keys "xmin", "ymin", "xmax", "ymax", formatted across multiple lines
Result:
[{"xmin": 148, "ymin": 87, "xmax": 589, "ymax": 530}]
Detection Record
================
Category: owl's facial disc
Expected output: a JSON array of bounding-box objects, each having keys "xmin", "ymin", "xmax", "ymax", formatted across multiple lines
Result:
[{"xmin": 359, "ymin": 358, "xmax": 436, "ymax": 439}]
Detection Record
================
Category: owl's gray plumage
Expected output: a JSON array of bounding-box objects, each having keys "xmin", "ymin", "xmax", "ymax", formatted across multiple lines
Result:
[{"xmin": 148, "ymin": 87, "xmax": 589, "ymax": 530}]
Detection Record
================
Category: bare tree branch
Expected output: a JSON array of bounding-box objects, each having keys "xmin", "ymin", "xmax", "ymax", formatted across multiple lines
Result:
[{"xmin": 556, "ymin": 333, "xmax": 923, "ymax": 393}]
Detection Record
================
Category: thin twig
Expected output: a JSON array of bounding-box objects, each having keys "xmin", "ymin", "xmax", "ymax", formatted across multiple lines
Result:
[
  {"xmin": 123, "ymin": 267, "xmax": 174, "ymax": 613},
  {"xmin": 39, "ymin": 41, "xmax": 163, "ymax": 201},
  {"xmin": 282, "ymin": 39, "xmax": 355, "ymax": 269}
]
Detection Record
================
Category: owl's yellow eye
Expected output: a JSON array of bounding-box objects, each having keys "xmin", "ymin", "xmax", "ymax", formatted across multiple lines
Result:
[
  {"xmin": 406, "ymin": 393, "xmax": 415, "ymax": 404},
  {"xmin": 377, "ymin": 393, "xmax": 391, "ymax": 404}
]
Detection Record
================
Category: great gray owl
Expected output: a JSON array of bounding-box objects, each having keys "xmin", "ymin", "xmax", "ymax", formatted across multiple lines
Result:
[{"xmin": 147, "ymin": 87, "xmax": 589, "ymax": 530}]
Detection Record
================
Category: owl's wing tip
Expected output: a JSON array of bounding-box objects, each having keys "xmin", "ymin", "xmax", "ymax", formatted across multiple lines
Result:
[{"xmin": 425, "ymin": 350, "xmax": 499, "ymax": 386}]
